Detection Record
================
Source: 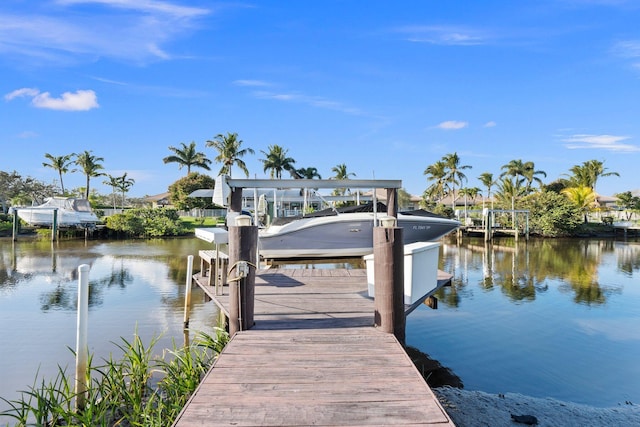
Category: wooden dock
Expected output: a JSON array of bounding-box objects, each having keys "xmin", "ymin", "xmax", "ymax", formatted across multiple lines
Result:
[{"xmin": 173, "ymin": 268, "xmax": 455, "ymax": 426}]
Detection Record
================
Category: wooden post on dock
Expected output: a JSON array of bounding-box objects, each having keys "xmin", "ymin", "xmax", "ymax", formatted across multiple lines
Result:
[
  {"xmin": 484, "ymin": 209, "xmax": 491, "ymax": 242},
  {"xmin": 183, "ymin": 255, "xmax": 194, "ymax": 329},
  {"xmin": 12, "ymin": 209, "xmax": 19, "ymax": 241},
  {"xmin": 75, "ymin": 264, "xmax": 90, "ymax": 411},
  {"xmin": 228, "ymin": 187, "xmax": 258, "ymax": 336},
  {"xmin": 52, "ymin": 209, "xmax": 58, "ymax": 242},
  {"xmin": 386, "ymin": 188, "xmax": 398, "ymax": 218},
  {"xmin": 373, "ymin": 225, "xmax": 405, "ymax": 345}
]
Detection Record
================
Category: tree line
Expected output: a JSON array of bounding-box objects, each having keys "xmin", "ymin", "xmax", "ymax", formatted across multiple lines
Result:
[
  {"xmin": 422, "ymin": 152, "xmax": 640, "ymax": 230},
  {"xmin": 0, "ymin": 132, "xmax": 360, "ymax": 213},
  {"xmin": 3, "ymin": 132, "xmax": 639, "ymax": 226},
  {"xmin": 162, "ymin": 132, "xmax": 354, "ymax": 182}
]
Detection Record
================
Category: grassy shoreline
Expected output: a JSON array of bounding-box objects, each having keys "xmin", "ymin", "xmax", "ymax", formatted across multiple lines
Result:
[{"xmin": 0, "ymin": 329, "xmax": 229, "ymax": 427}]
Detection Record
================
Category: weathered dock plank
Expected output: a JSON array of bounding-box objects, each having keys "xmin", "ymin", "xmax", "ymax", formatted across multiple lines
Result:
[
  {"xmin": 174, "ymin": 268, "xmax": 455, "ymax": 426},
  {"xmin": 174, "ymin": 329, "xmax": 453, "ymax": 426}
]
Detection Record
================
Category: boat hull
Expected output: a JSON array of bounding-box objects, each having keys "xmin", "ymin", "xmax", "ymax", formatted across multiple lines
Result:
[
  {"xmin": 16, "ymin": 198, "xmax": 99, "ymax": 227},
  {"xmin": 258, "ymin": 212, "xmax": 459, "ymax": 259},
  {"xmin": 17, "ymin": 209, "xmax": 98, "ymax": 227}
]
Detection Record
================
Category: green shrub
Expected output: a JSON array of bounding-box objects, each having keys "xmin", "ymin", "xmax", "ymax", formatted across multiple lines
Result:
[
  {"xmin": 520, "ymin": 190, "xmax": 582, "ymax": 237},
  {"xmin": 106, "ymin": 208, "xmax": 185, "ymax": 238}
]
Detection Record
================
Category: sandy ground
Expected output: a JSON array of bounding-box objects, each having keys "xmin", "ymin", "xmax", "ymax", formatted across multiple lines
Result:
[{"xmin": 434, "ymin": 386, "xmax": 640, "ymax": 427}]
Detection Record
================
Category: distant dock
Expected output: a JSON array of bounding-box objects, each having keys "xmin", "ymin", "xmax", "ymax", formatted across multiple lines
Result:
[
  {"xmin": 173, "ymin": 268, "xmax": 455, "ymax": 426},
  {"xmin": 613, "ymin": 222, "xmax": 640, "ymax": 237}
]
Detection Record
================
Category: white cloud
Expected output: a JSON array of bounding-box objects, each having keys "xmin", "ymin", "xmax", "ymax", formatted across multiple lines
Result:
[
  {"xmin": 394, "ymin": 25, "xmax": 488, "ymax": 46},
  {"xmin": 91, "ymin": 76, "xmax": 128, "ymax": 85},
  {"xmin": 612, "ymin": 40, "xmax": 640, "ymax": 71},
  {"xmin": 252, "ymin": 90, "xmax": 364, "ymax": 116},
  {"xmin": 562, "ymin": 134, "xmax": 640, "ymax": 152},
  {"xmin": 56, "ymin": 0, "xmax": 209, "ymax": 19},
  {"xmin": 256, "ymin": 91, "xmax": 299, "ymax": 102},
  {"xmin": 436, "ymin": 120, "xmax": 468, "ymax": 130},
  {"xmin": 613, "ymin": 40, "xmax": 640, "ymax": 58},
  {"xmin": 0, "ymin": 1, "xmax": 210, "ymax": 65},
  {"xmin": 5, "ymin": 88, "xmax": 99, "ymax": 111},
  {"xmin": 4, "ymin": 88, "xmax": 40, "ymax": 100},
  {"xmin": 484, "ymin": 121, "xmax": 497, "ymax": 128}
]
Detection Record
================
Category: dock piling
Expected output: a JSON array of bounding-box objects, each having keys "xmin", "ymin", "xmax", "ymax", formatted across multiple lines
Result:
[
  {"xmin": 183, "ymin": 255, "xmax": 194, "ymax": 329},
  {"xmin": 228, "ymin": 213, "xmax": 258, "ymax": 336},
  {"xmin": 12, "ymin": 209, "xmax": 19, "ymax": 241},
  {"xmin": 75, "ymin": 264, "xmax": 90, "ymax": 411},
  {"xmin": 373, "ymin": 225, "xmax": 405, "ymax": 344},
  {"xmin": 51, "ymin": 209, "xmax": 58, "ymax": 242}
]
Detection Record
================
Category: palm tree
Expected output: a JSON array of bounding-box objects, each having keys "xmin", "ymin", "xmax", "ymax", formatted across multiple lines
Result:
[
  {"xmin": 103, "ymin": 174, "xmax": 120, "ymax": 209},
  {"xmin": 206, "ymin": 132, "xmax": 254, "ymax": 178},
  {"xmin": 331, "ymin": 163, "xmax": 356, "ymax": 196},
  {"xmin": 522, "ymin": 161, "xmax": 547, "ymax": 193},
  {"xmin": 290, "ymin": 167, "xmax": 323, "ymax": 212},
  {"xmin": 478, "ymin": 172, "xmax": 495, "ymax": 209},
  {"xmin": 331, "ymin": 163, "xmax": 355, "ymax": 180},
  {"xmin": 568, "ymin": 160, "xmax": 619, "ymax": 193},
  {"xmin": 116, "ymin": 172, "xmax": 135, "ymax": 209},
  {"xmin": 424, "ymin": 160, "xmax": 448, "ymax": 203},
  {"xmin": 74, "ymin": 151, "xmax": 105, "ymax": 200},
  {"xmin": 163, "ymin": 141, "xmax": 211, "ymax": 176},
  {"xmin": 294, "ymin": 167, "xmax": 322, "ymax": 180},
  {"xmin": 260, "ymin": 145, "xmax": 296, "ymax": 179},
  {"xmin": 562, "ymin": 186, "xmax": 597, "ymax": 223},
  {"xmin": 443, "ymin": 152, "xmax": 471, "ymax": 209},
  {"xmin": 43, "ymin": 153, "xmax": 75, "ymax": 195},
  {"xmin": 499, "ymin": 159, "xmax": 532, "ymax": 217},
  {"xmin": 494, "ymin": 177, "xmax": 525, "ymax": 210},
  {"xmin": 500, "ymin": 159, "xmax": 526, "ymax": 186},
  {"xmin": 459, "ymin": 187, "xmax": 481, "ymax": 221}
]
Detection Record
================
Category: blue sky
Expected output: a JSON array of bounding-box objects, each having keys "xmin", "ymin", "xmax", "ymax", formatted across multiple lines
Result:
[{"xmin": 2, "ymin": 0, "xmax": 640, "ymax": 198}]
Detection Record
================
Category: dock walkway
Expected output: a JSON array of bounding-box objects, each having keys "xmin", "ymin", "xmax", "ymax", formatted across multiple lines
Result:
[{"xmin": 173, "ymin": 269, "xmax": 455, "ymax": 426}]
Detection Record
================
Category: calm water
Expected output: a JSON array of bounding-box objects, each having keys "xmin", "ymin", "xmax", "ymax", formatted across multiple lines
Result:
[
  {"xmin": 0, "ymin": 237, "xmax": 220, "ymax": 419},
  {"xmin": 407, "ymin": 236, "xmax": 640, "ymax": 407},
  {"xmin": 1, "ymin": 236, "xmax": 638, "ymax": 417}
]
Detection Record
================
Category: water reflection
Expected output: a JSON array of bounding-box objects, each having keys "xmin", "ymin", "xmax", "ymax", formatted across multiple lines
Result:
[
  {"xmin": 439, "ymin": 238, "xmax": 627, "ymax": 306},
  {"xmin": 408, "ymin": 236, "xmax": 640, "ymax": 406},
  {"xmin": 617, "ymin": 242, "xmax": 640, "ymax": 276},
  {"xmin": 267, "ymin": 258, "xmax": 365, "ymax": 269},
  {"xmin": 0, "ymin": 237, "xmax": 221, "ymax": 421}
]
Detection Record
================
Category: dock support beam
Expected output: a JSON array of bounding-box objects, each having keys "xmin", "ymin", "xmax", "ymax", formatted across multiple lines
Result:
[
  {"xmin": 228, "ymin": 187, "xmax": 258, "ymax": 336},
  {"xmin": 373, "ymin": 226, "xmax": 405, "ymax": 345}
]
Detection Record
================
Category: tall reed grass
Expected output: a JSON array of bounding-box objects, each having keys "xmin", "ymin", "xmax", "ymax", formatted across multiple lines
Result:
[{"xmin": 1, "ymin": 328, "xmax": 228, "ymax": 426}]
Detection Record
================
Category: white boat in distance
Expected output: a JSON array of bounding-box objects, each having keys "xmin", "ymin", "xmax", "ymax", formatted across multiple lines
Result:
[
  {"xmin": 258, "ymin": 202, "xmax": 460, "ymax": 259},
  {"xmin": 17, "ymin": 197, "xmax": 99, "ymax": 228}
]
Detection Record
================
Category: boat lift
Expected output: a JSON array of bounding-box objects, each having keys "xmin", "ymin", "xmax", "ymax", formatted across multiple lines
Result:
[{"xmin": 213, "ymin": 175, "xmax": 403, "ymax": 223}]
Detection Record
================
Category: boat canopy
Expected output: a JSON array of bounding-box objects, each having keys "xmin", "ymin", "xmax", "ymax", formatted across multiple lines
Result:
[{"xmin": 35, "ymin": 197, "xmax": 93, "ymax": 212}]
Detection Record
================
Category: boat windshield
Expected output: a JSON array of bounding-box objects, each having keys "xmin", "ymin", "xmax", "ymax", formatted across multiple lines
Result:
[
  {"xmin": 72, "ymin": 199, "xmax": 93, "ymax": 212},
  {"xmin": 270, "ymin": 201, "xmax": 449, "ymax": 226}
]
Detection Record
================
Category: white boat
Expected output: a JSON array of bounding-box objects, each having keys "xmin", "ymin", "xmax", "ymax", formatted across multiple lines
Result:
[
  {"xmin": 258, "ymin": 202, "xmax": 460, "ymax": 259},
  {"xmin": 17, "ymin": 197, "xmax": 99, "ymax": 227}
]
